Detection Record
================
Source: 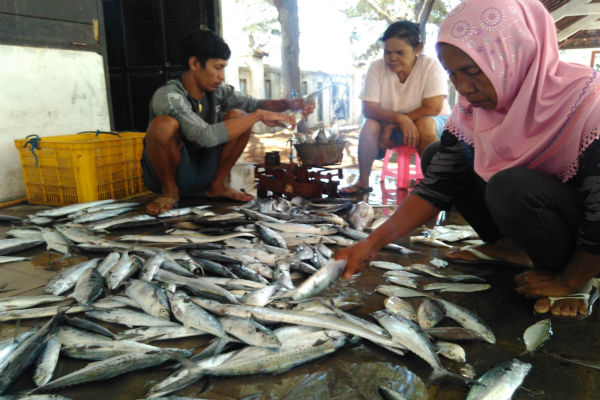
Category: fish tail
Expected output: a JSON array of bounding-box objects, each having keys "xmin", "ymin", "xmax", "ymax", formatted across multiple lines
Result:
[{"xmin": 426, "ymin": 368, "xmax": 474, "ymax": 387}]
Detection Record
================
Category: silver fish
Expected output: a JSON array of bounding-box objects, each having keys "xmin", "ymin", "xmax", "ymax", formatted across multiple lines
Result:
[
  {"xmin": 0, "ymin": 312, "xmax": 63, "ymax": 393},
  {"xmin": 71, "ymin": 268, "xmax": 104, "ymax": 306},
  {"xmin": 435, "ymin": 340, "xmax": 466, "ymax": 363},
  {"xmin": 35, "ymin": 200, "xmax": 116, "ymax": 218},
  {"xmin": 107, "ymin": 252, "xmax": 140, "ymax": 290},
  {"xmin": 0, "ymin": 295, "xmax": 66, "ymax": 312},
  {"xmin": 291, "ymin": 259, "xmax": 347, "ymax": 301},
  {"xmin": 125, "ymin": 279, "xmax": 170, "ymax": 319},
  {"xmin": 96, "ymin": 251, "xmax": 121, "ymax": 277},
  {"xmin": 0, "ymin": 238, "xmax": 44, "ymax": 256},
  {"xmin": 521, "ymin": 319, "xmax": 552, "ymax": 354},
  {"xmin": 384, "ymin": 296, "xmax": 417, "ymax": 322},
  {"xmin": 255, "ymin": 222, "xmax": 288, "ymax": 248},
  {"xmin": 41, "ymin": 229, "xmax": 71, "ymax": 256},
  {"xmin": 33, "ymin": 336, "xmax": 61, "ymax": 387},
  {"xmin": 33, "ymin": 351, "xmax": 178, "ymax": 392},
  {"xmin": 219, "ymin": 316, "xmax": 281, "ymax": 348},
  {"xmin": 348, "ymin": 201, "xmax": 374, "ymax": 232},
  {"xmin": 417, "ymin": 298, "xmax": 445, "ymax": 329},
  {"xmin": 44, "ymin": 258, "xmax": 100, "ymax": 296},
  {"xmin": 90, "ymin": 214, "xmax": 158, "ymax": 231},
  {"xmin": 371, "ymin": 311, "xmax": 454, "ymax": 383},
  {"xmin": 84, "ymin": 309, "xmax": 180, "ymax": 328},
  {"xmin": 436, "ymin": 298, "xmax": 496, "ymax": 344},
  {"xmin": 119, "ymin": 232, "xmax": 254, "ymax": 244},
  {"xmin": 258, "ymin": 221, "xmax": 338, "ymax": 235},
  {"xmin": 466, "ymin": 359, "xmax": 531, "ymax": 400},
  {"xmin": 169, "ymin": 291, "xmax": 227, "ymax": 338},
  {"xmin": 71, "ymin": 207, "xmax": 135, "ymax": 223},
  {"xmin": 0, "ymin": 256, "xmax": 29, "ymax": 264},
  {"xmin": 422, "ymin": 282, "xmax": 491, "ymax": 293}
]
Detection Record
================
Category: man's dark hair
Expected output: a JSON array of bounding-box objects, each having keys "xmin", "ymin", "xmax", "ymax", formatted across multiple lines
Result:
[
  {"xmin": 380, "ymin": 20, "xmax": 421, "ymax": 48},
  {"xmin": 181, "ymin": 29, "xmax": 231, "ymax": 69}
]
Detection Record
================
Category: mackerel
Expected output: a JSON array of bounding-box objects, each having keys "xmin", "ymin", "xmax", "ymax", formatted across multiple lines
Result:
[
  {"xmin": 521, "ymin": 319, "xmax": 552, "ymax": 355},
  {"xmin": 0, "ymin": 312, "xmax": 64, "ymax": 393},
  {"xmin": 90, "ymin": 214, "xmax": 159, "ymax": 231},
  {"xmin": 107, "ymin": 252, "xmax": 141, "ymax": 290},
  {"xmin": 191, "ymin": 298, "xmax": 399, "ymax": 348},
  {"xmin": 119, "ymin": 232, "xmax": 254, "ymax": 244},
  {"xmin": 255, "ymin": 223, "xmax": 287, "ymax": 248},
  {"xmin": 71, "ymin": 268, "xmax": 104, "ymax": 306},
  {"xmin": 435, "ymin": 341, "xmax": 466, "ymax": 363},
  {"xmin": 421, "ymin": 282, "xmax": 491, "ymax": 293},
  {"xmin": 169, "ymin": 291, "xmax": 227, "ymax": 338},
  {"xmin": 0, "ymin": 238, "xmax": 45, "ymax": 256},
  {"xmin": 417, "ymin": 298, "xmax": 445, "ymax": 329},
  {"xmin": 436, "ymin": 298, "xmax": 496, "ymax": 344},
  {"xmin": 35, "ymin": 200, "xmax": 116, "ymax": 218},
  {"xmin": 139, "ymin": 251, "xmax": 166, "ymax": 281},
  {"xmin": 33, "ymin": 351, "xmax": 179, "ymax": 392},
  {"xmin": 0, "ymin": 295, "xmax": 67, "ymax": 312},
  {"xmin": 0, "ymin": 330, "xmax": 35, "ymax": 370},
  {"xmin": 125, "ymin": 279, "xmax": 170, "ymax": 319},
  {"xmin": 96, "ymin": 251, "xmax": 121, "ymax": 277},
  {"xmin": 154, "ymin": 269, "xmax": 240, "ymax": 304},
  {"xmin": 0, "ymin": 256, "xmax": 29, "ymax": 264},
  {"xmin": 44, "ymin": 258, "xmax": 100, "ymax": 296},
  {"xmin": 71, "ymin": 207, "xmax": 135, "ymax": 224},
  {"xmin": 41, "ymin": 229, "xmax": 71, "ymax": 255},
  {"xmin": 259, "ymin": 221, "xmax": 338, "ymax": 235},
  {"xmin": 0, "ymin": 305, "xmax": 90, "ymax": 321},
  {"xmin": 384, "ymin": 296, "xmax": 417, "ymax": 321},
  {"xmin": 466, "ymin": 359, "xmax": 531, "ymax": 400},
  {"xmin": 290, "ymin": 259, "xmax": 347, "ymax": 301},
  {"xmin": 84, "ymin": 309, "xmax": 180, "ymax": 328},
  {"xmin": 219, "ymin": 316, "xmax": 281, "ymax": 348},
  {"xmin": 33, "ymin": 336, "xmax": 61, "ymax": 387},
  {"xmin": 118, "ymin": 325, "xmax": 208, "ymax": 342},
  {"xmin": 371, "ymin": 311, "xmax": 456, "ymax": 383}
]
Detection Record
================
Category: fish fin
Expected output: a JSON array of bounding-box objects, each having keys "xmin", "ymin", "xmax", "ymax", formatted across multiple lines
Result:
[
  {"xmin": 165, "ymin": 351, "xmax": 200, "ymax": 373},
  {"xmin": 426, "ymin": 368, "xmax": 474, "ymax": 387}
]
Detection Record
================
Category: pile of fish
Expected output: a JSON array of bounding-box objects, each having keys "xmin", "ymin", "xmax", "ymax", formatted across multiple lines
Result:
[{"xmin": 0, "ymin": 197, "xmax": 539, "ymax": 399}]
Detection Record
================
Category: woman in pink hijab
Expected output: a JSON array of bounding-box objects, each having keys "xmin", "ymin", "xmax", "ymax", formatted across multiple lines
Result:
[{"xmin": 336, "ymin": 0, "xmax": 600, "ymax": 319}]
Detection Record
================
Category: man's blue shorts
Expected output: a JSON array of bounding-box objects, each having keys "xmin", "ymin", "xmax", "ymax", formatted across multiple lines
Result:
[
  {"xmin": 141, "ymin": 139, "xmax": 223, "ymax": 195},
  {"xmin": 376, "ymin": 114, "xmax": 449, "ymax": 159}
]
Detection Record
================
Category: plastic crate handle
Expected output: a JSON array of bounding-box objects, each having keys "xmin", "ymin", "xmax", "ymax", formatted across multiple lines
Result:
[
  {"xmin": 75, "ymin": 130, "xmax": 122, "ymax": 138},
  {"xmin": 23, "ymin": 134, "xmax": 41, "ymax": 166}
]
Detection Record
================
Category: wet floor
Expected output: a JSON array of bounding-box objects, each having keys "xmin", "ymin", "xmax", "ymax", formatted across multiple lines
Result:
[{"xmin": 0, "ymin": 161, "xmax": 599, "ymax": 400}]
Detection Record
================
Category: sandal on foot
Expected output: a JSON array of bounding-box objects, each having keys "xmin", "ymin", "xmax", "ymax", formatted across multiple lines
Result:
[
  {"xmin": 338, "ymin": 185, "xmax": 373, "ymax": 197},
  {"xmin": 443, "ymin": 245, "xmax": 533, "ymax": 268},
  {"xmin": 534, "ymin": 279, "xmax": 599, "ymax": 320},
  {"xmin": 146, "ymin": 196, "xmax": 178, "ymax": 216}
]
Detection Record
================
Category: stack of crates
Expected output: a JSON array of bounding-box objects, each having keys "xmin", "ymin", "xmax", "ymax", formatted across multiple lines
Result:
[{"xmin": 14, "ymin": 131, "xmax": 149, "ymax": 206}]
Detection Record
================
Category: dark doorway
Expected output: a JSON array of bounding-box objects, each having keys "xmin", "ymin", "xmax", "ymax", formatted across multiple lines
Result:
[{"xmin": 103, "ymin": 0, "xmax": 220, "ymax": 131}]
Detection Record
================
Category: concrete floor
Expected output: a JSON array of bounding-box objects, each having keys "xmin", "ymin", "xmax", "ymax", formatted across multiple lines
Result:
[{"xmin": 0, "ymin": 160, "xmax": 599, "ymax": 399}]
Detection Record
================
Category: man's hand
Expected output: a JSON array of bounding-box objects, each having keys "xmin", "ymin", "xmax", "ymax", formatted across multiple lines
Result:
[
  {"xmin": 336, "ymin": 239, "xmax": 378, "ymax": 279},
  {"xmin": 395, "ymin": 114, "xmax": 419, "ymax": 148},
  {"xmin": 259, "ymin": 110, "xmax": 296, "ymax": 128}
]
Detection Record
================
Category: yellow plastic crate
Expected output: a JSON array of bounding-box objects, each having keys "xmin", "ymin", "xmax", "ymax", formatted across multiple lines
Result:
[{"xmin": 14, "ymin": 131, "xmax": 150, "ymax": 206}]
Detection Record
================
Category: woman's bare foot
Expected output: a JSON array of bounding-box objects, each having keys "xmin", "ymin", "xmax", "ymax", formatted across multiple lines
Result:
[
  {"xmin": 204, "ymin": 186, "xmax": 254, "ymax": 202},
  {"xmin": 444, "ymin": 238, "xmax": 533, "ymax": 267}
]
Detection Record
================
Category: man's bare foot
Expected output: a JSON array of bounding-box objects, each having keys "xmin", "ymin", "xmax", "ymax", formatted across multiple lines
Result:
[
  {"xmin": 146, "ymin": 196, "xmax": 178, "ymax": 215},
  {"xmin": 533, "ymin": 297, "xmax": 587, "ymax": 317},
  {"xmin": 444, "ymin": 238, "xmax": 533, "ymax": 267},
  {"xmin": 204, "ymin": 186, "xmax": 254, "ymax": 202}
]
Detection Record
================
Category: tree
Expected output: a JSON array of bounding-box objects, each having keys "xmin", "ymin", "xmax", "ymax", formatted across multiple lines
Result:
[
  {"xmin": 342, "ymin": 0, "xmax": 451, "ymax": 63},
  {"xmin": 271, "ymin": 0, "xmax": 300, "ymax": 98}
]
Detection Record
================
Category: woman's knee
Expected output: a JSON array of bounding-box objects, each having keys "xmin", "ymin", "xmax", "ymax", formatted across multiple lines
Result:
[{"xmin": 360, "ymin": 118, "xmax": 383, "ymax": 139}]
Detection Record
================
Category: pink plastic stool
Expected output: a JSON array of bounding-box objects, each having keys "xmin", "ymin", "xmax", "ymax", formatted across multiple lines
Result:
[{"xmin": 380, "ymin": 145, "xmax": 424, "ymax": 189}]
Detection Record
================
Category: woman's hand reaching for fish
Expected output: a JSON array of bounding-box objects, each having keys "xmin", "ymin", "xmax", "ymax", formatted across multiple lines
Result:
[{"xmin": 336, "ymin": 239, "xmax": 378, "ymax": 279}]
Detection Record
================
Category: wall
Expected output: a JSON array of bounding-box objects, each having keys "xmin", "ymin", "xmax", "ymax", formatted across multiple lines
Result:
[
  {"xmin": 0, "ymin": 44, "xmax": 110, "ymax": 202},
  {"xmin": 559, "ymin": 47, "xmax": 600, "ymax": 68}
]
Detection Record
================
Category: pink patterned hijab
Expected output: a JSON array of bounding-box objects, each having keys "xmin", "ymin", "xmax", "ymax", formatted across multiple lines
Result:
[{"xmin": 437, "ymin": 0, "xmax": 600, "ymax": 182}]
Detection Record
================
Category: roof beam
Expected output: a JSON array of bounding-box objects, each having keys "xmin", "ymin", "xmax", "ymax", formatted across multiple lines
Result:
[
  {"xmin": 551, "ymin": 0, "xmax": 600, "ymax": 19},
  {"xmin": 551, "ymin": 0, "xmax": 600, "ymax": 41},
  {"xmin": 557, "ymin": 15, "xmax": 600, "ymax": 41}
]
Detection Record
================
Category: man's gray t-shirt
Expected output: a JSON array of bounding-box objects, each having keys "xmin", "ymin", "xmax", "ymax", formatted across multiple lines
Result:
[{"xmin": 148, "ymin": 79, "xmax": 264, "ymax": 149}]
